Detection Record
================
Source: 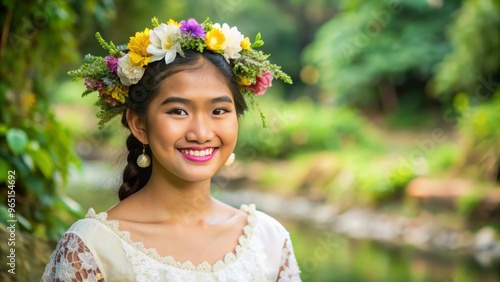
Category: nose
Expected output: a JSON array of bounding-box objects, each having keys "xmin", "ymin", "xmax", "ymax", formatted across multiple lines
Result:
[{"xmin": 185, "ymin": 114, "xmax": 215, "ymax": 143}]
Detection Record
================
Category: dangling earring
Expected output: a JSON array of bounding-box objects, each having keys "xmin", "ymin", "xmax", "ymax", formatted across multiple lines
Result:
[
  {"xmin": 137, "ymin": 144, "xmax": 151, "ymax": 168},
  {"xmin": 225, "ymin": 153, "xmax": 235, "ymax": 166}
]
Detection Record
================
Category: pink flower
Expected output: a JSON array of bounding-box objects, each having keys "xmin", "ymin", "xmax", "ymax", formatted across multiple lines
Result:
[
  {"xmin": 247, "ymin": 71, "xmax": 273, "ymax": 96},
  {"xmin": 84, "ymin": 78, "xmax": 106, "ymax": 92},
  {"xmin": 105, "ymin": 56, "xmax": 119, "ymax": 73}
]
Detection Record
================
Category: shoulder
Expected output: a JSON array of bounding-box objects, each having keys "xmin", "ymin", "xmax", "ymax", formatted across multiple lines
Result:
[
  {"xmin": 59, "ymin": 208, "xmax": 122, "ymax": 247},
  {"xmin": 249, "ymin": 205, "xmax": 289, "ymax": 243}
]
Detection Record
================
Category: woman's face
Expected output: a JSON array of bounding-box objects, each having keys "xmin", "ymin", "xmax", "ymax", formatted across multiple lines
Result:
[{"xmin": 143, "ymin": 63, "xmax": 238, "ymax": 183}]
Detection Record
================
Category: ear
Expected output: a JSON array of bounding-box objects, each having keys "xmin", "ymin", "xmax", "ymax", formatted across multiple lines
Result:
[{"xmin": 126, "ymin": 109, "xmax": 148, "ymax": 144}]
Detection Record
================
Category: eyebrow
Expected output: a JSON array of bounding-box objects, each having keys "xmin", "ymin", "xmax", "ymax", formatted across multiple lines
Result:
[{"xmin": 160, "ymin": 96, "xmax": 233, "ymax": 106}]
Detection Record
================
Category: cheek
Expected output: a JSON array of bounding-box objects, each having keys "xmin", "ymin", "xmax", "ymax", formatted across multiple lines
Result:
[
  {"xmin": 146, "ymin": 115, "xmax": 182, "ymax": 145},
  {"xmin": 220, "ymin": 117, "xmax": 239, "ymax": 144}
]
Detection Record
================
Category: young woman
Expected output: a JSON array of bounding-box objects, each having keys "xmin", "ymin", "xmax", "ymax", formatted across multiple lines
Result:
[{"xmin": 42, "ymin": 17, "xmax": 300, "ymax": 281}]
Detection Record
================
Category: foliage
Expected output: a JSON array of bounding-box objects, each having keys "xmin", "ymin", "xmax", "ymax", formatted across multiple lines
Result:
[
  {"xmin": 236, "ymin": 96, "xmax": 382, "ymax": 159},
  {"xmin": 457, "ymin": 189, "xmax": 483, "ymax": 217},
  {"xmin": 433, "ymin": 0, "xmax": 500, "ymax": 97},
  {"xmin": 303, "ymin": 0, "xmax": 461, "ymax": 108},
  {"xmin": 0, "ymin": 0, "xmax": 114, "ymax": 241},
  {"xmin": 454, "ymin": 91, "xmax": 500, "ymax": 181},
  {"xmin": 426, "ymin": 143, "xmax": 460, "ymax": 174},
  {"xmin": 0, "ymin": 225, "xmax": 54, "ymax": 280},
  {"xmin": 333, "ymin": 154, "xmax": 415, "ymax": 206}
]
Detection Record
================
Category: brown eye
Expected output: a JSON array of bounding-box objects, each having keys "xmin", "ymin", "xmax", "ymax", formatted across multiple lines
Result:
[
  {"xmin": 167, "ymin": 109, "xmax": 188, "ymax": 115},
  {"xmin": 213, "ymin": 108, "xmax": 229, "ymax": 115}
]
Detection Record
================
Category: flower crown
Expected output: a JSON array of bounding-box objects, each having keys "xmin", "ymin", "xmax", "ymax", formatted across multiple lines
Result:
[{"xmin": 68, "ymin": 17, "xmax": 292, "ymax": 128}]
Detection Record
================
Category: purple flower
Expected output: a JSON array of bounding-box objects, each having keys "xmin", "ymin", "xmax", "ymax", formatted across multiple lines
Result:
[
  {"xmin": 105, "ymin": 56, "xmax": 119, "ymax": 73},
  {"xmin": 180, "ymin": 18, "xmax": 205, "ymax": 38}
]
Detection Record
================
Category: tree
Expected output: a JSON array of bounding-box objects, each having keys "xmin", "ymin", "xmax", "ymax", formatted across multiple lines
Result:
[
  {"xmin": 433, "ymin": 0, "xmax": 500, "ymax": 182},
  {"xmin": 433, "ymin": 0, "xmax": 500, "ymax": 99},
  {"xmin": 303, "ymin": 0, "xmax": 461, "ymax": 111},
  {"xmin": 0, "ymin": 0, "xmax": 114, "ymax": 242}
]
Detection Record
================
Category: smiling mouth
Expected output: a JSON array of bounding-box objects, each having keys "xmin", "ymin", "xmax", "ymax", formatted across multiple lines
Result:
[
  {"xmin": 179, "ymin": 148, "xmax": 215, "ymax": 157},
  {"xmin": 178, "ymin": 147, "xmax": 218, "ymax": 162}
]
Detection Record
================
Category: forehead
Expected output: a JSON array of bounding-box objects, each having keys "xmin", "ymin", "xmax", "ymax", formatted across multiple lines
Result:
[{"xmin": 155, "ymin": 64, "xmax": 233, "ymax": 102}]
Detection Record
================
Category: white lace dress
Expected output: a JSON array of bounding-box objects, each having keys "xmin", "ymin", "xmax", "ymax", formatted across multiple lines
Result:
[{"xmin": 42, "ymin": 204, "xmax": 301, "ymax": 281}]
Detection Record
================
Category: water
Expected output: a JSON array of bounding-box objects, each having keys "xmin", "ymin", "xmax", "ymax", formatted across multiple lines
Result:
[{"xmin": 286, "ymin": 220, "xmax": 499, "ymax": 282}]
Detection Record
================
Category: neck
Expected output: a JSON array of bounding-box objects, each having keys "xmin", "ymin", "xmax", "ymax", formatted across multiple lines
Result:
[{"xmin": 137, "ymin": 167, "xmax": 215, "ymax": 224}]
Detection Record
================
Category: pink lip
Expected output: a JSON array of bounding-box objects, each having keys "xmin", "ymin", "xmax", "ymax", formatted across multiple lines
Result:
[{"xmin": 178, "ymin": 147, "xmax": 218, "ymax": 163}]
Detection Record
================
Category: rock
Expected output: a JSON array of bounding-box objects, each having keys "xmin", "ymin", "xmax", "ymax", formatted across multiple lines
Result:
[
  {"xmin": 403, "ymin": 223, "xmax": 434, "ymax": 249},
  {"xmin": 370, "ymin": 217, "xmax": 399, "ymax": 242},
  {"xmin": 309, "ymin": 204, "xmax": 339, "ymax": 226},
  {"xmin": 474, "ymin": 227, "xmax": 497, "ymax": 250},
  {"xmin": 333, "ymin": 208, "xmax": 372, "ymax": 239},
  {"xmin": 472, "ymin": 227, "xmax": 499, "ymax": 267}
]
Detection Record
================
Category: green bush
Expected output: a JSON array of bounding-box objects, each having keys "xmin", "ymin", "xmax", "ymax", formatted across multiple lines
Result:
[
  {"xmin": 454, "ymin": 90, "xmax": 500, "ymax": 181},
  {"xmin": 236, "ymin": 96, "xmax": 382, "ymax": 159}
]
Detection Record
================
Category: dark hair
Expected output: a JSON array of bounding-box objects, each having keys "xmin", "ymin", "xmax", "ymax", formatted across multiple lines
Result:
[{"xmin": 118, "ymin": 50, "xmax": 248, "ymax": 200}]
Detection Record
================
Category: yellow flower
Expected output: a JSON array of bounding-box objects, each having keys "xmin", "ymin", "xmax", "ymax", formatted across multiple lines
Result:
[
  {"xmin": 239, "ymin": 76, "xmax": 252, "ymax": 86},
  {"xmin": 128, "ymin": 28, "xmax": 152, "ymax": 67},
  {"xmin": 240, "ymin": 37, "xmax": 251, "ymax": 50},
  {"xmin": 206, "ymin": 28, "xmax": 226, "ymax": 51},
  {"xmin": 104, "ymin": 84, "xmax": 129, "ymax": 104},
  {"xmin": 167, "ymin": 19, "xmax": 181, "ymax": 27}
]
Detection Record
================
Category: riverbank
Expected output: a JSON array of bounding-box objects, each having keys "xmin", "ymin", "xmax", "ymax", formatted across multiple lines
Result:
[{"xmin": 218, "ymin": 188, "xmax": 500, "ymax": 269}]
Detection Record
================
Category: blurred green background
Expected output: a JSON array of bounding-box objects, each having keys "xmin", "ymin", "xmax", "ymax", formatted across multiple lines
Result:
[{"xmin": 1, "ymin": 0, "xmax": 500, "ymax": 281}]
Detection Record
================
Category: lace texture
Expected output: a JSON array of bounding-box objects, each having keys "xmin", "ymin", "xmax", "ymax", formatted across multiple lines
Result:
[
  {"xmin": 42, "ymin": 232, "xmax": 104, "ymax": 282},
  {"xmin": 43, "ymin": 204, "xmax": 302, "ymax": 281},
  {"xmin": 277, "ymin": 237, "xmax": 301, "ymax": 282},
  {"xmin": 86, "ymin": 204, "xmax": 257, "ymax": 273}
]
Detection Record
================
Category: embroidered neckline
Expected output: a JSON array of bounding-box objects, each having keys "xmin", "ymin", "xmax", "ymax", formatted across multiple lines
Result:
[{"xmin": 85, "ymin": 204, "xmax": 257, "ymax": 273}]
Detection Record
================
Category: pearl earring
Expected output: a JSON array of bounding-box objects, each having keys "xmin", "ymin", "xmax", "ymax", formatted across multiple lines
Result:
[
  {"xmin": 137, "ymin": 144, "xmax": 151, "ymax": 168},
  {"xmin": 225, "ymin": 153, "xmax": 235, "ymax": 166}
]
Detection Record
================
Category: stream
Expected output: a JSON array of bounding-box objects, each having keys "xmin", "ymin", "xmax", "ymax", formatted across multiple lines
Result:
[{"xmin": 217, "ymin": 189, "xmax": 500, "ymax": 281}]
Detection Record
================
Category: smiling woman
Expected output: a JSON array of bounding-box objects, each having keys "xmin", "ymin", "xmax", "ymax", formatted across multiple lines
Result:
[
  {"xmin": 124, "ymin": 52, "xmax": 241, "ymax": 188},
  {"xmin": 42, "ymin": 17, "xmax": 299, "ymax": 281}
]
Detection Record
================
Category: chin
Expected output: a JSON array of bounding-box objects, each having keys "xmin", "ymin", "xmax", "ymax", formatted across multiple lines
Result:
[{"xmin": 173, "ymin": 166, "xmax": 222, "ymax": 184}]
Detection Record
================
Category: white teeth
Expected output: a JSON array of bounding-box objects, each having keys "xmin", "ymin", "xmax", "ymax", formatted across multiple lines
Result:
[{"xmin": 181, "ymin": 148, "xmax": 215, "ymax": 157}]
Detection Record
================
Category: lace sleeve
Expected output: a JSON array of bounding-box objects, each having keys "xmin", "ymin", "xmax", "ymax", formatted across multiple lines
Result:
[
  {"xmin": 277, "ymin": 236, "xmax": 301, "ymax": 282},
  {"xmin": 42, "ymin": 232, "xmax": 104, "ymax": 282}
]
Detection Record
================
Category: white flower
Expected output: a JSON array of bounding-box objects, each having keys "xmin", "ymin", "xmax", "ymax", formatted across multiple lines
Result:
[
  {"xmin": 117, "ymin": 54, "xmax": 145, "ymax": 86},
  {"xmin": 213, "ymin": 23, "xmax": 244, "ymax": 60},
  {"xmin": 147, "ymin": 23, "xmax": 182, "ymax": 64}
]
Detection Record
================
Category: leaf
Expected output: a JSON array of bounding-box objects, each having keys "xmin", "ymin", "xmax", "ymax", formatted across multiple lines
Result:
[
  {"xmin": 59, "ymin": 196, "xmax": 83, "ymax": 217},
  {"xmin": 0, "ymin": 206, "xmax": 10, "ymax": 224},
  {"xmin": 16, "ymin": 213, "xmax": 33, "ymax": 230},
  {"xmin": 0, "ymin": 161, "xmax": 7, "ymax": 182},
  {"xmin": 255, "ymin": 32, "xmax": 261, "ymax": 41},
  {"xmin": 0, "ymin": 124, "xmax": 8, "ymax": 135},
  {"xmin": 25, "ymin": 146, "xmax": 54, "ymax": 179},
  {"xmin": 251, "ymin": 33, "xmax": 264, "ymax": 48},
  {"xmin": 6, "ymin": 128, "xmax": 28, "ymax": 155}
]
